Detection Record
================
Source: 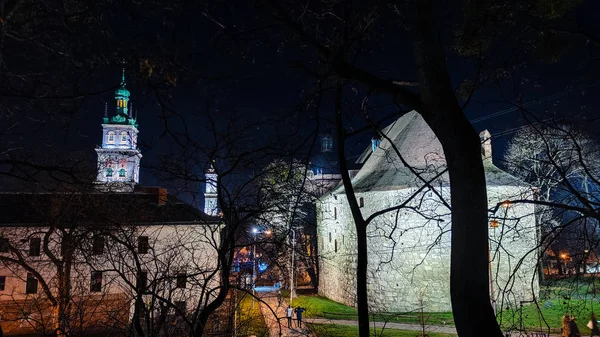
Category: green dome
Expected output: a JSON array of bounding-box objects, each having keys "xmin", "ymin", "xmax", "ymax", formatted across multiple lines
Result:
[
  {"xmin": 114, "ymin": 68, "xmax": 130, "ymax": 99},
  {"xmin": 115, "ymin": 85, "xmax": 130, "ymax": 98}
]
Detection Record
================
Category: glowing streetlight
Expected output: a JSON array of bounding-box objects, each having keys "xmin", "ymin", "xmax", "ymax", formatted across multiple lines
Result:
[
  {"xmin": 250, "ymin": 227, "xmax": 270, "ymax": 307},
  {"xmin": 490, "ymin": 220, "xmax": 499, "ymax": 228},
  {"xmin": 501, "ymin": 200, "xmax": 511, "ymax": 209}
]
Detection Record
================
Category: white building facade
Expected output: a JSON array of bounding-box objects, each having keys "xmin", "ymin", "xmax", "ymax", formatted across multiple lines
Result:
[
  {"xmin": 317, "ymin": 111, "xmax": 539, "ymax": 313},
  {"xmin": 0, "ymin": 71, "xmax": 222, "ymax": 335}
]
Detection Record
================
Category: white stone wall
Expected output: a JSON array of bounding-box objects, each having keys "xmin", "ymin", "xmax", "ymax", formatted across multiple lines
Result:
[{"xmin": 317, "ymin": 185, "xmax": 539, "ymax": 313}]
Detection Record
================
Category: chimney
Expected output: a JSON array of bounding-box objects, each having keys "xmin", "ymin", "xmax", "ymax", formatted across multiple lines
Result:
[{"xmin": 479, "ymin": 130, "xmax": 492, "ymax": 161}]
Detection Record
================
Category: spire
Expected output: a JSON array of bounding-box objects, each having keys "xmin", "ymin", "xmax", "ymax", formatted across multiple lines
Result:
[{"xmin": 111, "ymin": 68, "xmax": 131, "ymax": 123}]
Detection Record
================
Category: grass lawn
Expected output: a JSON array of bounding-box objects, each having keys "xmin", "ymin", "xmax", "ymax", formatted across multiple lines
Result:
[
  {"xmin": 284, "ymin": 291, "xmax": 454, "ymax": 325},
  {"xmin": 499, "ymin": 298, "xmax": 600, "ymax": 334},
  {"xmin": 290, "ymin": 276, "xmax": 600, "ymax": 333},
  {"xmin": 237, "ymin": 292, "xmax": 270, "ymax": 337},
  {"xmin": 287, "ymin": 293, "xmax": 358, "ymax": 318},
  {"xmin": 308, "ymin": 324, "xmax": 456, "ymax": 337},
  {"xmin": 496, "ymin": 277, "xmax": 600, "ymax": 333}
]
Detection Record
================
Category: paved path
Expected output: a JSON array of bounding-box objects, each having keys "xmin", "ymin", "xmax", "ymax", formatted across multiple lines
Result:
[
  {"xmin": 255, "ymin": 286, "xmax": 312, "ymax": 337},
  {"xmin": 305, "ymin": 318, "xmax": 457, "ymax": 334},
  {"xmin": 305, "ymin": 318, "xmax": 559, "ymax": 337}
]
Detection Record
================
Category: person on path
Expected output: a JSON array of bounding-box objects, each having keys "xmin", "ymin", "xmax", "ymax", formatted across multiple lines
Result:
[
  {"xmin": 286, "ymin": 306, "xmax": 293, "ymax": 328},
  {"xmin": 589, "ymin": 313, "xmax": 600, "ymax": 337},
  {"xmin": 294, "ymin": 307, "xmax": 306, "ymax": 328}
]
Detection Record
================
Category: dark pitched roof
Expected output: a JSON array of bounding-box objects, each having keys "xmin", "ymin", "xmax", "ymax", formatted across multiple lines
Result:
[
  {"xmin": 330, "ymin": 111, "xmax": 529, "ymax": 194},
  {"xmin": 0, "ymin": 188, "xmax": 220, "ymax": 227}
]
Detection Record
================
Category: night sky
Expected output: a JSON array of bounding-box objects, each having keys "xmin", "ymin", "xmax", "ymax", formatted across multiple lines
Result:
[{"xmin": 2, "ymin": 0, "xmax": 599, "ymax": 198}]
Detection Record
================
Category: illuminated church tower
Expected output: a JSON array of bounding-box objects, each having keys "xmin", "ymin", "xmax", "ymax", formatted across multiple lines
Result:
[
  {"xmin": 204, "ymin": 163, "xmax": 218, "ymax": 216},
  {"xmin": 95, "ymin": 70, "xmax": 142, "ymax": 192}
]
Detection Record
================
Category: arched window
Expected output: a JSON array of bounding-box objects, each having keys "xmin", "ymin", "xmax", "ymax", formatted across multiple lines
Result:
[
  {"xmin": 106, "ymin": 168, "xmax": 113, "ymax": 177},
  {"xmin": 119, "ymin": 169, "xmax": 126, "ymax": 177},
  {"xmin": 120, "ymin": 131, "xmax": 128, "ymax": 143},
  {"xmin": 107, "ymin": 131, "xmax": 115, "ymax": 144},
  {"xmin": 334, "ymin": 239, "xmax": 338, "ymax": 253},
  {"xmin": 359, "ymin": 197, "xmax": 364, "ymax": 208}
]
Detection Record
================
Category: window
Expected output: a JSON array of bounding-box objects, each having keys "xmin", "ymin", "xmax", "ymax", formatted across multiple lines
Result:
[
  {"xmin": 328, "ymin": 232, "xmax": 331, "ymax": 243},
  {"xmin": 0, "ymin": 237, "xmax": 8, "ymax": 252},
  {"xmin": 29, "ymin": 238, "xmax": 41, "ymax": 256},
  {"xmin": 106, "ymin": 168, "xmax": 113, "ymax": 177},
  {"xmin": 90, "ymin": 271, "xmax": 102, "ymax": 292},
  {"xmin": 359, "ymin": 197, "xmax": 364, "ymax": 208},
  {"xmin": 119, "ymin": 169, "xmax": 126, "ymax": 177},
  {"xmin": 137, "ymin": 236, "xmax": 149, "ymax": 254},
  {"xmin": 137, "ymin": 271, "xmax": 148, "ymax": 293},
  {"xmin": 176, "ymin": 273, "xmax": 187, "ymax": 289},
  {"xmin": 26, "ymin": 273, "xmax": 38, "ymax": 294},
  {"xmin": 174, "ymin": 301, "xmax": 186, "ymax": 315},
  {"xmin": 93, "ymin": 236, "xmax": 104, "ymax": 255},
  {"xmin": 0, "ymin": 276, "xmax": 5, "ymax": 291},
  {"xmin": 334, "ymin": 207, "xmax": 337, "ymax": 220},
  {"xmin": 107, "ymin": 131, "xmax": 115, "ymax": 144},
  {"xmin": 120, "ymin": 132, "xmax": 128, "ymax": 143},
  {"xmin": 334, "ymin": 239, "xmax": 338, "ymax": 253}
]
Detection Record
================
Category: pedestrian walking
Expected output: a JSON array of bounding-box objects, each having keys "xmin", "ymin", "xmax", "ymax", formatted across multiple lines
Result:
[
  {"xmin": 294, "ymin": 307, "xmax": 306, "ymax": 328},
  {"xmin": 588, "ymin": 313, "xmax": 600, "ymax": 337},
  {"xmin": 286, "ymin": 306, "xmax": 293, "ymax": 328}
]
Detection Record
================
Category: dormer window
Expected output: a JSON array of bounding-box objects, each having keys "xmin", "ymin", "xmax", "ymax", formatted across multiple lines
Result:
[
  {"xmin": 106, "ymin": 168, "xmax": 114, "ymax": 177},
  {"xmin": 119, "ymin": 169, "xmax": 126, "ymax": 177},
  {"xmin": 120, "ymin": 132, "xmax": 128, "ymax": 143},
  {"xmin": 107, "ymin": 131, "xmax": 115, "ymax": 144}
]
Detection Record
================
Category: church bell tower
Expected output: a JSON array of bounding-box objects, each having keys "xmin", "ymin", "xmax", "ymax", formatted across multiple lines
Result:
[{"xmin": 95, "ymin": 69, "xmax": 142, "ymax": 192}]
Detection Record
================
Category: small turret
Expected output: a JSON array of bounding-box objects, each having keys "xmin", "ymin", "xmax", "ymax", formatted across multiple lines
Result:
[{"xmin": 204, "ymin": 162, "xmax": 219, "ymax": 216}]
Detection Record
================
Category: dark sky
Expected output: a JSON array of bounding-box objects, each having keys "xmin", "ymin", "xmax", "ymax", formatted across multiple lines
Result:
[{"xmin": 3, "ymin": 0, "xmax": 600, "ymax": 198}]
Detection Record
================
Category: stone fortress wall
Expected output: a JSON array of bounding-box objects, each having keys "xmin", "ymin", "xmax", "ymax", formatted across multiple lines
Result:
[{"xmin": 317, "ymin": 184, "xmax": 539, "ymax": 312}]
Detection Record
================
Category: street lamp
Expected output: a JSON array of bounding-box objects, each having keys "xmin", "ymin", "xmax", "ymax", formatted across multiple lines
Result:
[
  {"xmin": 290, "ymin": 228, "xmax": 296, "ymax": 305},
  {"xmin": 251, "ymin": 227, "xmax": 271, "ymax": 308}
]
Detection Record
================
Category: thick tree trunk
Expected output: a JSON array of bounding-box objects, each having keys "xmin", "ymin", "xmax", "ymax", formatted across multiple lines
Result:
[{"xmin": 412, "ymin": 1, "xmax": 503, "ymax": 336}]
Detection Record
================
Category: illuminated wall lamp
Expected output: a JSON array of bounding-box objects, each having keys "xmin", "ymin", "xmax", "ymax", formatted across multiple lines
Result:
[{"xmin": 490, "ymin": 220, "xmax": 499, "ymax": 228}]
